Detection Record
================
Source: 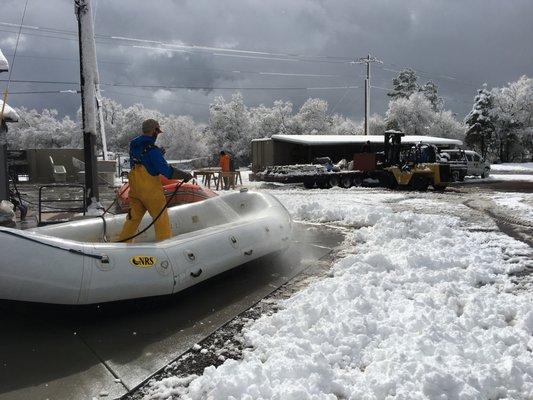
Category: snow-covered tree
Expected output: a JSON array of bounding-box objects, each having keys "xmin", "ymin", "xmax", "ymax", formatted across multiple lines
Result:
[
  {"xmin": 329, "ymin": 114, "xmax": 359, "ymax": 135},
  {"xmin": 6, "ymin": 107, "xmax": 79, "ymax": 149},
  {"xmin": 388, "ymin": 68, "xmax": 419, "ymax": 100},
  {"xmin": 430, "ymin": 110, "xmax": 465, "ymax": 140},
  {"xmin": 158, "ymin": 115, "xmax": 208, "ymax": 160},
  {"xmin": 420, "ymin": 81, "xmax": 443, "ymax": 111},
  {"xmin": 386, "ymin": 92, "xmax": 464, "ymax": 139},
  {"xmin": 207, "ymin": 92, "xmax": 251, "ymax": 166},
  {"xmin": 289, "ymin": 98, "xmax": 330, "ymax": 135},
  {"xmin": 248, "ymin": 100, "xmax": 293, "ymax": 138},
  {"xmin": 386, "ymin": 92, "xmax": 435, "ymax": 135},
  {"xmin": 368, "ymin": 114, "xmax": 387, "ymax": 135},
  {"xmin": 464, "ymin": 87, "xmax": 495, "ymax": 158},
  {"xmin": 388, "ymin": 69, "xmax": 442, "ymax": 111},
  {"xmin": 489, "ymin": 75, "xmax": 533, "ymax": 162}
]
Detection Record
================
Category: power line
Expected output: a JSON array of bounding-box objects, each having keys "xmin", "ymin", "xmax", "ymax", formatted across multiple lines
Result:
[
  {"xmin": 0, "ymin": 22, "xmax": 355, "ymax": 65},
  {"xmin": 0, "ymin": 78, "xmax": 358, "ymax": 91},
  {"xmin": 377, "ymin": 64, "xmax": 480, "ymax": 88},
  {"xmin": 369, "ymin": 84, "xmax": 392, "ymax": 91},
  {"xmin": 1, "ymin": 79, "xmax": 79, "ymax": 85},
  {"xmin": 8, "ymin": 90, "xmax": 79, "ymax": 94},
  {"xmin": 3, "ymin": 51, "xmax": 349, "ymax": 78},
  {"xmin": 2, "ymin": 51, "xmax": 129, "ymax": 65},
  {"xmin": 104, "ymin": 89, "xmax": 210, "ymax": 107},
  {"xmin": 329, "ymin": 87, "xmax": 353, "ymax": 115}
]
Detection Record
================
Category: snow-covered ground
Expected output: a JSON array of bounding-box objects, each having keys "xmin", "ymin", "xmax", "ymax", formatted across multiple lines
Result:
[
  {"xmin": 141, "ymin": 185, "xmax": 533, "ymax": 400},
  {"xmin": 490, "ymin": 174, "xmax": 533, "ymax": 182},
  {"xmin": 492, "ymin": 192, "xmax": 533, "ymax": 222},
  {"xmin": 464, "ymin": 174, "xmax": 533, "ymax": 183},
  {"xmin": 491, "ymin": 163, "xmax": 533, "ymax": 174}
]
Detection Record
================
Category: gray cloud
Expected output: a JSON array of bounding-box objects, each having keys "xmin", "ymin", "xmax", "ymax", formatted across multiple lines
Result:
[{"xmin": 1, "ymin": 0, "xmax": 532, "ymax": 121}]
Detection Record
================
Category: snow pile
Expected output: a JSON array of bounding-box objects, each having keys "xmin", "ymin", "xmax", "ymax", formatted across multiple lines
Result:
[
  {"xmin": 0, "ymin": 200, "xmax": 15, "ymax": 223},
  {"xmin": 0, "ymin": 100, "xmax": 19, "ymax": 122},
  {"xmin": 85, "ymin": 197, "xmax": 104, "ymax": 216},
  {"xmin": 274, "ymin": 189, "xmax": 404, "ymax": 228},
  {"xmin": 145, "ymin": 199, "xmax": 532, "ymax": 399},
  {"xmin": 0, "ymin": 49, "xmax": 8, "ymax": 72}
]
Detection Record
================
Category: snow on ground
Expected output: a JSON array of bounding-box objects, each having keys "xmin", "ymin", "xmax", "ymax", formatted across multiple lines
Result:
[
  {"xmin": 492, "ymin": 193, "xmax": 533, "ymax": 222},
  {"xmin": 490, "ymin": 174, "xmax": 533, "ymax": 182},
  {"xmin": 144, "ymin": 188, "xmax": 533, "ymax": 400},
  {"xmin": 464, "ymin": 174, "xmax": 533, "ymax": 183},
  {"xmin": 491, "ymin": 163, "xmax": 533, "ymax": 174}
]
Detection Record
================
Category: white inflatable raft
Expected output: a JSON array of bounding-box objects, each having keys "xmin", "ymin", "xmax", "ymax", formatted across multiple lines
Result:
[{"xmin": 0, "ymin": 190, "xmax": 291, "ymax": 304}]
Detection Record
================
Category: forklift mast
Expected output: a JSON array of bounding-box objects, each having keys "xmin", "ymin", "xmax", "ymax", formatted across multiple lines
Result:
[{"xmin": 383, "ymin": 130, "xmax": 404, "ymax": 167}]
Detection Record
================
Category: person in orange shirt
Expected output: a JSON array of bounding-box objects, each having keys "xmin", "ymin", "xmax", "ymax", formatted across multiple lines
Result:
[{"xmin": 219, "ymin": 151, "xmax": 231, "ymax": 190}]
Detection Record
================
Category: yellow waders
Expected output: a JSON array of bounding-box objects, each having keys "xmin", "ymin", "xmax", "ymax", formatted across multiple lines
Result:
[{"xmin": 118, "ymin": 165, "xmax": 172, "ymax": 242}]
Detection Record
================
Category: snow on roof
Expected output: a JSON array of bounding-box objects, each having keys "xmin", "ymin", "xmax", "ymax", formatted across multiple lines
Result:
[
  {"xmin": 0, "ymin": 49, "xmax": 8, "ymax": 72},
  {"xmin": 267, "ymin": 134, "xmax": 463, "ymax": 147},
  {"xmin": 0, "ymin": 100, "xmax": 20, "ymax": 122}
]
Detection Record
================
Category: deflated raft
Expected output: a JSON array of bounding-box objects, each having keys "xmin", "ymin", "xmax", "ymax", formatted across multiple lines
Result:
[{"xmin": 0, "ymin": 190, "xmax": 291, "ymax": 305}]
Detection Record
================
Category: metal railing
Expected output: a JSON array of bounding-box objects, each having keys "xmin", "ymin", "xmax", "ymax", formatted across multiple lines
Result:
[{"xmin": 38, "ymin": 183, "xmax": 86, "ymax": 226}]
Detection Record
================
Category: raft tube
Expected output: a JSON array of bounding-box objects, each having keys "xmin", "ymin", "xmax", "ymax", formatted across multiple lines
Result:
[
  {"xmin": 115, "ymin": 176, "xmax": 217, "ymax": 213},
  {"xmin": 0, "ymin": 191, "xmax": 291, "ymax": 304}
]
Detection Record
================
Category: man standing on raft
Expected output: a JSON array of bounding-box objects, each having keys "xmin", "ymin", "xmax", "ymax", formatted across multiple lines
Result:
[{"xmin": 118, "ymin": 119, "xmax": 192, "ymax": 242}]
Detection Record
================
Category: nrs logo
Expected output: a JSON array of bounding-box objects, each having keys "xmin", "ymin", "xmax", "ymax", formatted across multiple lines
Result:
[{"xmin": 130, "ymin": 256, "xmax": 157, "ymax": 268}]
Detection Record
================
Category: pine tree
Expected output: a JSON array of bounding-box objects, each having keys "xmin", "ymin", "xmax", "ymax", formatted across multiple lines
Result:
[
  {"xmin": 464, "ymin": 88, "xmax": 494, "ymax": 158},
  {"xmin": 420, "ymin": 81, "xmax": 443, "ymax": 111},
  {"xmin": 388, "ymin": 68, "xmax": 419, "ymax": 100}
]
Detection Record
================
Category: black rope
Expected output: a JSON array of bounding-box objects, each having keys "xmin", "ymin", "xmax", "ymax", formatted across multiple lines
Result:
[{"xmin": 0, "ymin": 228, "xmax": 105, "ymax": 260}]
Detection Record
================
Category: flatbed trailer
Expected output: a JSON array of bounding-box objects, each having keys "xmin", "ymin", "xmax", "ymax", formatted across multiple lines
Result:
[{"xmin": 301, "ymin": 170, "xmax": 382, "ymax": 189}]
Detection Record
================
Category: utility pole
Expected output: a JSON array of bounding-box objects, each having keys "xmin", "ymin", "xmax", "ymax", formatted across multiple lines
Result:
[
  {"xmin": 75, "ymin": 0, "xmax": 100, "ymax": 205},
  {"xmin": 353, "ymin": 54, "xmax": 383, "ymax": 135}
]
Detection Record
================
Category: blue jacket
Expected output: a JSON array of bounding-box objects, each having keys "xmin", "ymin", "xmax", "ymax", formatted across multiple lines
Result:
[{"xmin": 129, "ymin": 135, "xmax": 173, "ymax": 178}]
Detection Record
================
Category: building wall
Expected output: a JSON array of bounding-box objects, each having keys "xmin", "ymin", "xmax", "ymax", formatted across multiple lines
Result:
[
  {"xmin": 251, "ymin": 140, "xmax": 273, "ymax": 172},
  {"xmin": 26, "ymin": 149, "xmax": 84, "ymax": 183}
]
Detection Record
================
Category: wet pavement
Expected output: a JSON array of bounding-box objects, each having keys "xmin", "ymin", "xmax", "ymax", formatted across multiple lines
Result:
[{"xmin": 0, "ymin": 223, "xmax": 344, "ymax": 400}]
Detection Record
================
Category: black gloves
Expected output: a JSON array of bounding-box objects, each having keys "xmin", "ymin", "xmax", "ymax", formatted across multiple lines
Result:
[{"xmin": 171, "ymin": 167, "xmax": 193, "ymax": 182}]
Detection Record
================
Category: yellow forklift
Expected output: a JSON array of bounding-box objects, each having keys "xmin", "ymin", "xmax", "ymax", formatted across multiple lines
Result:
[{"xmin": 379, "ymin": 130, "xmax": 451, "ymax": 191}]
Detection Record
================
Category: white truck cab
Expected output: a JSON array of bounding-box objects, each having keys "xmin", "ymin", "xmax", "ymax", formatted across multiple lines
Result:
[
  {"xmin": 464, "ymin": 150, "xmax": 490, "ymax": 178},
  {"xmin": 444, "ymin": 149, "xmax": 490, "ymax": 178}
]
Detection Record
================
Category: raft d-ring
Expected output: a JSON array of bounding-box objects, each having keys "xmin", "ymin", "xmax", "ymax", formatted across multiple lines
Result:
[
  {"xmin": 184, "ymin": 251, "xmax": 196, "ymax": 262},
  {"xmin": 157, "ymin": 260, "xmax": 171, "ymax": 276},
  {"xmin": 229, "ymin": 236, "xmax": 239, "ymax": 249},
  {"xmin": 190, "ymin": 268, "xmax": 203, "ymax": 278}
]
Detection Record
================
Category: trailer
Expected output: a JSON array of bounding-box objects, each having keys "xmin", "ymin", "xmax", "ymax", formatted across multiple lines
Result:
[{"xmin": 254, "ymin": 131, "xmax": 455, "ymax": 191}]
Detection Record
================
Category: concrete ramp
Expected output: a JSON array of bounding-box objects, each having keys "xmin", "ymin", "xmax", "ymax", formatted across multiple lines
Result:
[{"xmin": 0, "ymin": 223, "xmax": 342, "ymax": 399}]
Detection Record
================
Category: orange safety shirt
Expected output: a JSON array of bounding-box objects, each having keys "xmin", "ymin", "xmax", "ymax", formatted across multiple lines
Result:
[{"xmin": 219, "ymin": 154, "xmax": 231, "ymax": 172}]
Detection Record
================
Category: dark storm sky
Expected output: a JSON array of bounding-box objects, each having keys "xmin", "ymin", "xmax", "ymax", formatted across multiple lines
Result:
[{"xmin": 1, "ymin": 0, "xmax": 532, "ymax": 122}]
